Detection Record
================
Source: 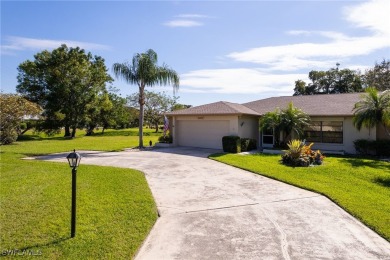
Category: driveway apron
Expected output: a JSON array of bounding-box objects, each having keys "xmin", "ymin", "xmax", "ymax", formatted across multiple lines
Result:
[{"xmin": 38, "ymin": 147, "xmax": 390, "ymax": 259}]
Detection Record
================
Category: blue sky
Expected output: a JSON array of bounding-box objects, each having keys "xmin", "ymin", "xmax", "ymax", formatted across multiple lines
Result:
[{"xmin": 1, "ymin": 0, "xmax": 389, "ymax": 106}]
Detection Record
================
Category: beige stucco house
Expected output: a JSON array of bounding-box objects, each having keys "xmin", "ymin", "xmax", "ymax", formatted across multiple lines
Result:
[{"xmin": 167, "ymin": 93, "xmax": 389, "ymax": 154}]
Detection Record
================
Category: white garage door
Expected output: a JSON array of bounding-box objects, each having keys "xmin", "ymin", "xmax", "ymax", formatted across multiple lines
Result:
[{"xmin": 177, "ymin": 120, "xmax": 230, "ymax": 149}]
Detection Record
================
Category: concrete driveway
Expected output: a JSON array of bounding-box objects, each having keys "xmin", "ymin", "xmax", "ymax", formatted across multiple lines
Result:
[{"xmin": 38, "ymin": 147, "xmax": 390, "ymax": 259}]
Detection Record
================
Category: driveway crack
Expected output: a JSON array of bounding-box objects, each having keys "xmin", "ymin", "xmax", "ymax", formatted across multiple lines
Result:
[
  {"xmin": 264, "ymin": 195, "xmax": 322, "ymax": 205},
  {"xmin": 183, "ymin": 202, "xmax": 260, "ymax": 214},
  {"xmin": 173, "ymin": 195, "xmax": 322, "ymax": 215},
  {"xmin": 260, "ymin": 207, "xmax": 291, "ymax": 260}
]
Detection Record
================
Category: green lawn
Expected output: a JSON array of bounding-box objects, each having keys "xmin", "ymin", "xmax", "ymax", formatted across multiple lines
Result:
[
  {"xmin": 0, "ymin": 128, "xmax": 160, "ymax": 258},
  {"xmin": 209, "ymin": 153, "xmax": 390, "ymax": 242}
]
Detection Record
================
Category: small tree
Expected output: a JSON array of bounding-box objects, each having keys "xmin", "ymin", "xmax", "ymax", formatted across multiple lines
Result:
[
  {"xmin": 280, "ymin": 102, "xmax": 311, "ymax": 140},
  {"xmin": 353, "ymin": 87, "xmax": 390, "ymax": 137},
  {"xmin": 127, "ymin": 91, "xmax": 177, "ymax": 132},
  {"xmin": 364, "ymin": 59, "xmax": 390, "ymax": 91},
  {"xmin": 172, "ymin": 103, "xmax": 192, "ymax": 111},
  {"xmin": 259, "ymin": 103, "xmax": 310, "ymax": 146},
  {"xmin": 0, "ymin": 93, "xmax": 41, "ymax": 144},
  {"xmin": 85, "ymin": 91, "xmax": 113, "ymax": 135}
]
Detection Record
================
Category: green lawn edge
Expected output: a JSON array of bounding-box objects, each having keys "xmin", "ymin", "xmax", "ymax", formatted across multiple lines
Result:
[
  {"xmin": 209, "ymin": 153, "xmax": 390, "ymax": 242},
  {"xmin": 1, "ymin": 129, "xmax": 160, "ymax": 258}
]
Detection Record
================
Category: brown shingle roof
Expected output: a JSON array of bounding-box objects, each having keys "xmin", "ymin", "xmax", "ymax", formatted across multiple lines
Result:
[
  {"xmin": 243, "ymin": 93, "xmax": 363, "ymax": 116},
  {"xmin": 167, "ymin": 93, "xmax": 365, "ymax": 117},
  {"xmin": 167, "ymin": 101, "xmax": 260, "ymax": 116}
]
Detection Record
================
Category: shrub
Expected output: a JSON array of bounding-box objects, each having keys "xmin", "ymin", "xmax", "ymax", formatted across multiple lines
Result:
[
  {"xmin": 354, "ymin": 139, "xmax": 390, "ymax": 156},
  {"xmin": 1, "ymin": 127, "xmax": 18, "ymax": 145},
  {"xmin": 376, "ymin": 140, "xmax": 390, "ymax": 156},
  {"xmin": 281, "ymin": 139, "xmax": 324, "ymax": 167},
  {"xmin": 241, "ymin": 138, "xmax": 257, "ymax": 152},
  {"xmin": 222, "ymin": 136, "xmax": 241, "ymax": 153},
  {"xmin": 158, "ymin": 135, "xmax": 172, "ymax": 143}
]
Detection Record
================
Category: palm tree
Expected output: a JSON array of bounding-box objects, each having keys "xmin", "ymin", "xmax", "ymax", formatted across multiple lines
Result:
[
  {"xmin": 353, "ymin": 87, "xmax": 390, "ymax": 137},
  {"xmin": 279, "ymin": 102, "xmax": 311, "ymax": 141},
  {"xmin": 259, "ymin": 103, "xmax": 310, "ymax": 145},
  {"xmin": 112, "ymin": 49, "xmax": 179, "ymax": 147}
]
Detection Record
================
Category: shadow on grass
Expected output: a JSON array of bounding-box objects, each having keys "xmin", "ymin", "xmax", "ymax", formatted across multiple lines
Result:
[
  {"xmin": 3, "ymin": 237, "xmax": 71, "ymax": 255},
  {"xmin": 17, "ymin": 130, "xmax": 161, "ymax": 142},
  {"xmin": 91, "ymin": 130, "xmax": 161, "ymax": 137},
  {"xmin": 339, "ymin": 157, "xmax": 390, "ymax": 171},
  {"xmin": 17, "ymin": 135, "xmax": 76, "ymax": 142},
  {"xmin": 209, "ymin": 152, "xmax": 278, "ymax": 158},
  {"xmin": 373, "ymin": 177, "xmax": 390, "ymax": 187},
  {"xmin": 208, "ymin": 153, "xmax": 226, "ymax": 158},
  {"xmin": 91, "ymin": 130, "xmax": 138, "ymax": 137}
]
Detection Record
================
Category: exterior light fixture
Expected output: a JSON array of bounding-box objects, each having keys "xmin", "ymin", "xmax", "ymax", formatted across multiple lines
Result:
[
  {"xmin": 67, "ymin": 149, "xmax": 81, "ymax": 169},
  {"xmin": 66, "ymin": 149, "xmax": 81, "ymax": 238}
]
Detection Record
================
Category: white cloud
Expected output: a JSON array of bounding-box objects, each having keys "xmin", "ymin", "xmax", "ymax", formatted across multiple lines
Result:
[
  {"xmin": 1, "ymin": 36, "xmax": 110, "ymax": 55},
  {"xmin": 227, "ymin": 0, "xmax": 390, "ymax": 71},
  {"xmin": 287, "ymin": 30, "xmax": 348, "ymax": 41},
  {"xmin": 177, "ymin": 0, "xmax": 388, "ymax": 96},
  {"xmin": 345, "ymin": 0, "xmax": 390, "ymax": 36},
  {"xmin": 227, "ymin": 35, "xmax": 388, "ymax": 71},
  {"xmin": 164, "ymin": 13, "xmax": 211, "ymax": 28},
  {"xmin": 163, "ymin": 20, "xmax": 203, "ymax": 27},
  {"xmin": 180, "ymin": 68, "xmax": 307, "ymax": 95},
  {"xmin": 180, "ymin": 0, "xmax": 389, "ymax": 96}
]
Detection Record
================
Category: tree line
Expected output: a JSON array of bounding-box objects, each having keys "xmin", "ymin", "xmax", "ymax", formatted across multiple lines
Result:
[
  {"xmin": 1, "ymin": 44, "xmax": 388, "ymax": 146},
  {"xmin": 293, "ymin": 60, "xmax": 389, "ymax": 95},
  {"xmin": 1, "ymin": 45, "xmax": 188, "ymax": 145}
]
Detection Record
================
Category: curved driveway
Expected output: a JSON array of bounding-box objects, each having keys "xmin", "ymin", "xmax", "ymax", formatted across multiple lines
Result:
[{"xmin": 39, "ymin": 147, "xmax": 390, "ymax": 259}]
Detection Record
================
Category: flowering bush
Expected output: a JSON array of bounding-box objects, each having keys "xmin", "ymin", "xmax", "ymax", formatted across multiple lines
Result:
[{"xmin": 281, "ymin": 139, "xmax": 324, "ymax": 167}]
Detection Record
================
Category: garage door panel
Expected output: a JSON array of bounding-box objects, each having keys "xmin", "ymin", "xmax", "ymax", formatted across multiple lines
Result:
[{"xmin": 177, "ymin": 120, "xmax": 230, "ymax": 149}]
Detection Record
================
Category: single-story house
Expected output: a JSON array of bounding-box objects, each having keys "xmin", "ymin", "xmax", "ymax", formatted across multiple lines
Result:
[{"xmin": 166, "ymin": 93, "xmax": 389, "ymax": 154}]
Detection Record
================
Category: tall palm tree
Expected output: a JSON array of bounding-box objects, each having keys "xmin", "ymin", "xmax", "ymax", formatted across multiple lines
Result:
[
  {"xmin": 353, "ymin": 87, "xmax": 390, "ymax": 137},
  {"xmin": 113, "ymin": 49, "xmax": 179, "ymax": 147}
]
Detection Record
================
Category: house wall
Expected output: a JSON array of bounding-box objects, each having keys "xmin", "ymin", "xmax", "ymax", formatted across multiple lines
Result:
[
  {"xmin": 309, "ymin": 116, "xmax": 376, "ymax": 154},
  {"xmin": 376, "ymin": 123, "xmax": 390, "ymax": 140},
  {"xmin": 257, "ymin": 116, "xmax": 376, "ymax": 154},
  {"xmin": 238, "ymin": 116, "xmax": 259, "ymax": 141}
]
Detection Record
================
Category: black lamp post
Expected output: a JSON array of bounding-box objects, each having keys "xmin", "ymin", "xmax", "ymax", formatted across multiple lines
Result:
[{"xmin": 66, "ymin": 149, "xmax": 81, "ymax": 238}]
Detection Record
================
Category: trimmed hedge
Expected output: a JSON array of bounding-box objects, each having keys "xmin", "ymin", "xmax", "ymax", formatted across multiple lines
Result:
[
  {"xmin": 354, "ymin": 139, "xmax": 390, "ymax": 156},
  {"xmin": 241, "ymin": 138, "xmax": 257, "ymax": 152},
  {"xmin": 222, "ymin": 136, "xmax": 258, "ymax": 153},
  {"xmin": 222, "ymin": 136, "xmax": 241, "ymax": 153}
]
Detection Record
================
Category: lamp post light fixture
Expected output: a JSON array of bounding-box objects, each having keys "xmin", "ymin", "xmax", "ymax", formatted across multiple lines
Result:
[{"xmin": 66, "ymin": 149, "xmax": 81, "ymax": 238}]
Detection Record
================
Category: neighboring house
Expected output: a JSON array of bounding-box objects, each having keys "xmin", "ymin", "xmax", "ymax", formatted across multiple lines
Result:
[{"xmin": 167, "ymin": 93, "xmax": 389, "ymax": 154}]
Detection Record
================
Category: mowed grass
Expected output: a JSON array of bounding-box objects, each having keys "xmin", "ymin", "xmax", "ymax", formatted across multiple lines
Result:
[
  {"xmin": 1, "ymin": 128, "xmax": 160, "ymax": 258},
  {"xmin": 13, "ymin": 128, "xmax": 161, "ymax": 155},
  {"xmin": 209, "ymin": 153, "xmax": 390, "ymax": 241}
]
